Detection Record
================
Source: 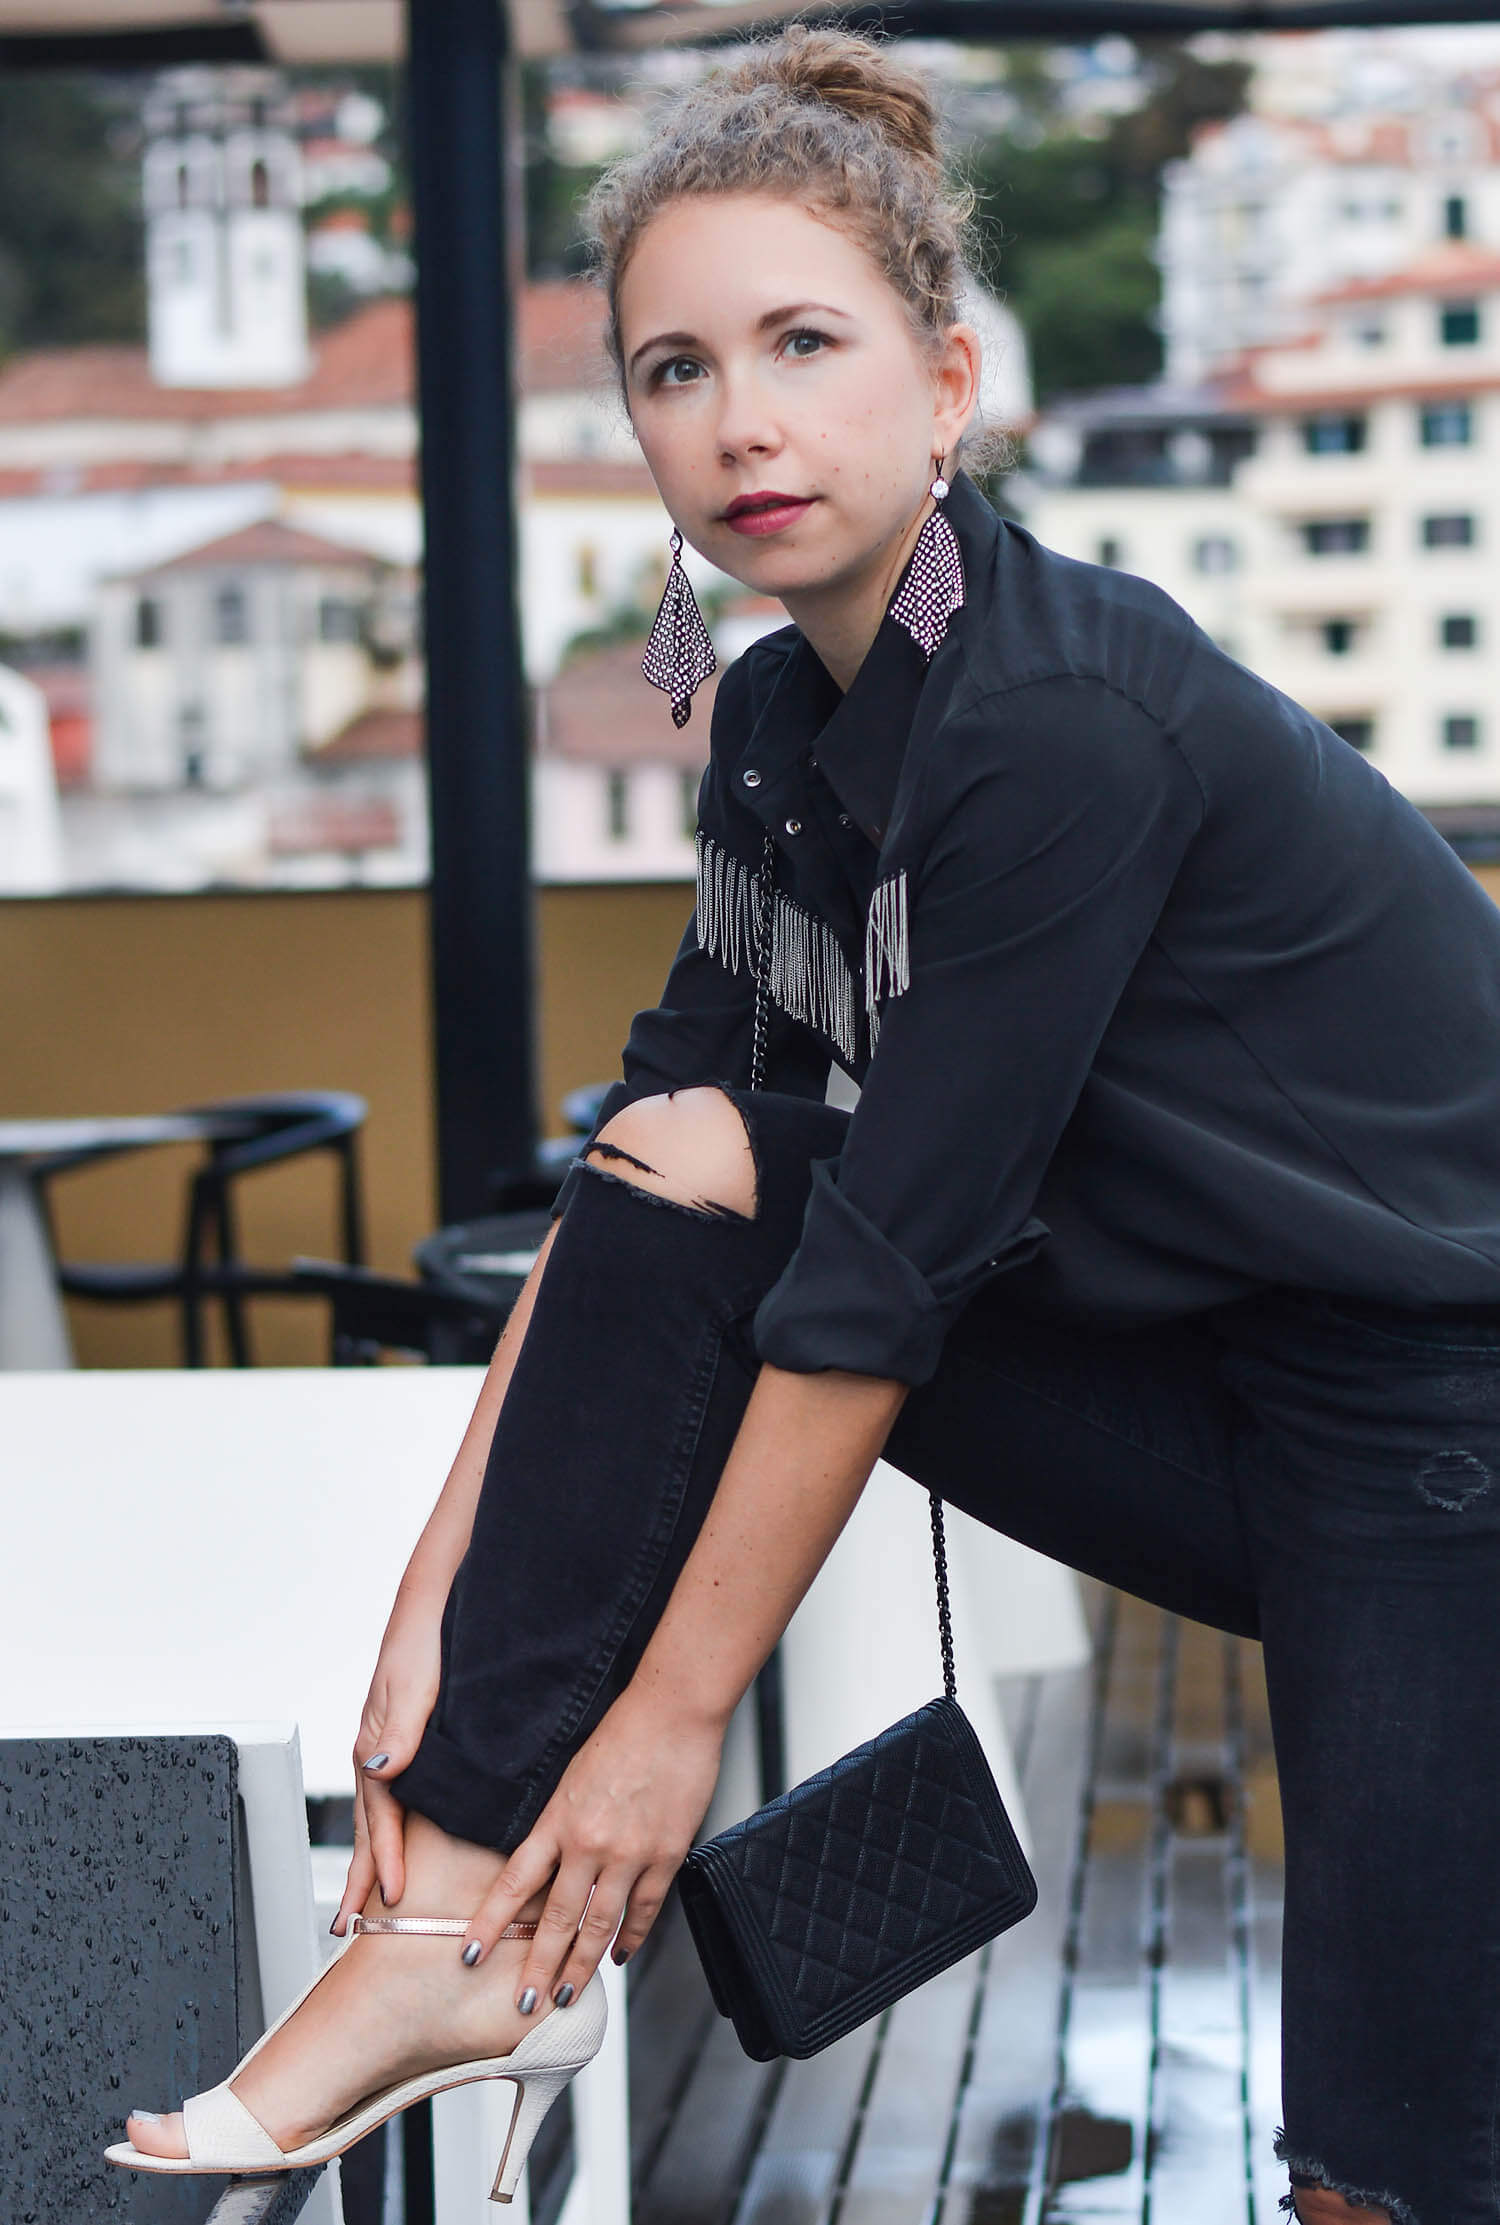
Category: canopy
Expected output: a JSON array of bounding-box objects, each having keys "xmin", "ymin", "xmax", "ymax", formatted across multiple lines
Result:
[{"xmin": 1, "ymin": 0, "xmax": 1497, "ymax": 70}]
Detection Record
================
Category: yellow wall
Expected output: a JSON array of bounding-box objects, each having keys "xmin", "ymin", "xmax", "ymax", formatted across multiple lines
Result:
[
  {"xmin": 9, "ymin": 860, "xmax": 1500, "ymax": 1368},
  {"xmin": 0, "ymin": 881, "xmax": 692, "ymax": 1368}
]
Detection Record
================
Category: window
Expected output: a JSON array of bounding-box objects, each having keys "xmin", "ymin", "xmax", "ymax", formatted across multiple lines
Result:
[
  {"xmin": 1420, "ymin": 401, "xmax": 1473, "ymax": 447},
  {"xmin": 575, "ymin": 545, "xmax": 599, "ymax": 598},
  {"xmin": 1441, "ymin": 613, "xmax": 1478, "ymax": 649},
  {"xmin": 250, "ymin": 158, "xmax": 270, "ymax": 209},
  {"xmin": 1096, "ymin": 536, "xmax": 1123, "ymax": 569},
  {"xmin": 680, "ymin": 767, "xmax": 702, "ymax": 840},
  {"xmin": 1330, "ymin": 718, "xmax": 1374, "ymax": 751},
  {"xmin": 1443, "ymin": 715, "xmax": 1482, "ymax": 750},
  {"xmin": 605, "ymin": 768, "xmax": 629, "ymax": 841},
  {"xmin": 179, "ymin": 702, "xmax": 206, "ymax": 784},
  {"xmin": 214, "ymin": 584, "xmax": 249, "ymax": 644},
  {"xmin": 317, "ymin": 597, "xmax": 362, "ymax": 644},
  {"xmin": 1323, "ymin": 619, "xmax": 1356, "ymax": 656},
  {"xmin": 1422, "ymin": 514, "xmax": 1477, "ymax": 549},
  {"xmin": 1352, "ymin": 315, "xmax": 1387, "ymax": 348},
  {"xmin": 1302, "ymin": 413, "xmax": 1366, "ymax": 455},
  {"xmin": 1445, "ymin": 194, "xmax": 1469, "ymax": 241},
  {"xmin": 1301, "ymin": 519, "xmax": 1370, "ymax": 556},
  {"xmin": 135, "ymin": 596, "xmax": 163, "ymax": 649},
  {"xmin": 1193, "ymin": 535, "xmax": 1238, "ymax": 576},
  {"xmin": 1440, "ymin": 300, "xmax": 1481, "ymax": 347}
]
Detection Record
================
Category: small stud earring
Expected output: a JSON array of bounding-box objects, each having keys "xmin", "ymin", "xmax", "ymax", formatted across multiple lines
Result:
[{"xmin": 642, "ymin": 526, "xmax": 716, "ymax": 728}]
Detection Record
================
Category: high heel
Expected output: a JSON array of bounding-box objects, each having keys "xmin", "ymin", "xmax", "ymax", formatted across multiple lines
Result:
[
  {"xmin": 103, "ymin": 1913, "xmax": 608, "ymax": 2196},
  {"xmin": 491, "ymin": 2063, "xmax": 578, "ymax": 2203}
]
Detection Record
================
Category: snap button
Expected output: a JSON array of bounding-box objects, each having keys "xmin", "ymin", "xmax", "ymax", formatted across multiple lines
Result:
[
  {"xmin": 742, "ymin": 768, "xmax": 762, "ymax": 789},
  {"xmin": 838, "ymin": 813, "xmax": 852, "ymax": 828},
  {"xmin": 784, "ymin": 817, "xmax": 802, "ymax": 836}
]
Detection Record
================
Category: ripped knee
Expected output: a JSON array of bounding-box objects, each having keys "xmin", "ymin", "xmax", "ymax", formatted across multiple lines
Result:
[
  {"xmin": 584, "ymin": 1086, "xmax": 758, "ymax": 1221},
  {"xmin": 1278, "ymin": 2134, "xmax": 1408, "ymax": 2225}
]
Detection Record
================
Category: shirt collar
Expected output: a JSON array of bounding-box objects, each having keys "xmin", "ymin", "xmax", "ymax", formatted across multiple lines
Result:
[{"xmin": 733, "ymin": 468, "xmax": 999, "ymax": 847}]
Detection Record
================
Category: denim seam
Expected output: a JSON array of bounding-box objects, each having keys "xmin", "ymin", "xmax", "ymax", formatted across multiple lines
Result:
[{"xmin": 500, "ymin": 1297, "xmax": 748, "ymax": 1844}]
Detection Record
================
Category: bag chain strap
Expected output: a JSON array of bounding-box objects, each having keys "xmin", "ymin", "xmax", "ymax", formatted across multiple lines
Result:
[{"xmin": 748, "ymin": 823, "xmax": 957, "ymax": 1704}]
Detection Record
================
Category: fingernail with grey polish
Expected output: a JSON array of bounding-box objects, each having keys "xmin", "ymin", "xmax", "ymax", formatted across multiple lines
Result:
[
  {"xmin": 554, "ymin": 1983, "xmax": 574, "ymax": 2008},
  {"xmin": 363, "ymin": 1754, "xmax": 389, "ymax": 1772},
  {"xmin": 132, "ymin": 2111, "xmax": 161, "ymax": 2125},
  {"xmin": 611, "ymin": 1946, "xmax": 630, "ymax": 1966},
  {"xmin": 518, "ymin": 1986, "xmax": 538, "ymax": 2015},
  {"xmin": 462, "ymin": 1941, "xmax": 482, "ymax": 1967}
]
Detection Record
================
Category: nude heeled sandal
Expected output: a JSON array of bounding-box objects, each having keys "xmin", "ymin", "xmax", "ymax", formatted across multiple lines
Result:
[{"xmin": 104, "ymin": 1912, "xmax": 608, "ymax": 2204}]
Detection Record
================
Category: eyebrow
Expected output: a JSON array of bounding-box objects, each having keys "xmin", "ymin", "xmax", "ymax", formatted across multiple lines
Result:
[{"xmin": 626, "ymin": 301, "xmax": 853, "ymax": 379}]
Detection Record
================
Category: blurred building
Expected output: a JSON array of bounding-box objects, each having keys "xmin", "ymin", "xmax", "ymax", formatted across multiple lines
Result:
[
  {"xmin": 1160, "ymin": 74, "xmax": 1500, "ymax": 383},
  {"xmin": 143, "ymin": 67, "xmax": 309, "ymax": 390},
  {"xmin": 0, "ymin": 665, "xmax": 63, "ymax": 893},
  {"xmin": 1025, "ymin": 236, "xmax": 1500, "ymax": 813}
]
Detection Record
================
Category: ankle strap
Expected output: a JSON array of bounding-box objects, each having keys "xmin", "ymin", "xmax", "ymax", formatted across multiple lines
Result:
[{"xmin": 349, "ymin": 1913, "xmax": 538, "ymax": 1941}]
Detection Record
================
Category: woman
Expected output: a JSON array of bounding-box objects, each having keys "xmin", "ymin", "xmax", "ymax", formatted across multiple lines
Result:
[{"xmin": 109, "ymin": 29, "xmax": 1500, "ymax": 2224}]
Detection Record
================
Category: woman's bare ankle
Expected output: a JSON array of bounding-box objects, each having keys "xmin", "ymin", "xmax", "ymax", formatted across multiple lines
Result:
[{"xmin": 384, "ymin": 1810, "xmax": 545, "ymax": 1925}]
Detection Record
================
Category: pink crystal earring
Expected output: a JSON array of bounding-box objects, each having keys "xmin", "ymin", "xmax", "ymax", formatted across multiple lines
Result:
[
  {"xmin": 642, "ymin": 526, "xmax": 717, "ymax": 728},
  {"xmin": 889, "ymin": 454, "xmax": 966, "ymax": 663}
]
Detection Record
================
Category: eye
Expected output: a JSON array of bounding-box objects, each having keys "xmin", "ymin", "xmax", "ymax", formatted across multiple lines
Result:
[
  {"xmin": 782, "ymin": 327, "xmax": 831, "ymax": 360},
  {"xmin": 651, "ymin": 355, "xmax": 704, "ymax": 390}
]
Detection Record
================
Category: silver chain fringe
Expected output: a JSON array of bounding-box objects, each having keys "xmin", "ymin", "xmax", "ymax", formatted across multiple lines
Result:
[{"xmin": 697, "ymin": 833, "xmax": 911, "ymax": 1064}]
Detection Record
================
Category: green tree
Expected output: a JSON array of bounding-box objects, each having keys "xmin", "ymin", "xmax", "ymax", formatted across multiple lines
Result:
[
  {"xmin": 966, "ymin": 39, "xmax": 1251, "ymax": 403},
  {"xmin": 0, "ymin": 75, "xmax": 144, "ymax": 360}
]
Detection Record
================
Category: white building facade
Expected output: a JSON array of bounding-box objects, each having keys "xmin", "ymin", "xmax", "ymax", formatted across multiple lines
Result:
[
  {"xmin": 1159, "ymin": 80, "xmax": 1500, "ymax": 384},
  {"xmin": 1025, "ymin": 239, "xmax": 1500, "ymax": 812}
]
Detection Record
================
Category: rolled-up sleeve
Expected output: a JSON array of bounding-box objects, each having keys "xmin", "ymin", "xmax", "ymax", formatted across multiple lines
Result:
[{"xmin": 754, "ymin": 677, "xmax": 1205, "ymax": 1382}]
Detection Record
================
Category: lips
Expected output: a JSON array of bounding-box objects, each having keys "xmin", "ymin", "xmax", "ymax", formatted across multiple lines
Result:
[{"xmin": 722, "ymin": 492, "xmax": 816, "ymax": 537}]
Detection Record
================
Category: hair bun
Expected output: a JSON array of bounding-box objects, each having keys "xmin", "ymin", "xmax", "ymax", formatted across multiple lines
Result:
[{"xmin": 722, "ymin": 25, "xmax": 943, "ymax": 176}]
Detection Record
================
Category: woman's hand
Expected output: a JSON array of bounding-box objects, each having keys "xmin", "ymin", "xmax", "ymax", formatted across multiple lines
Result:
[
  {"xmin": 331, "ymin": 1584, "xmax": 446, "ymax": 1933},
  {"xmin": 459, "ymin": 1685, "xmax": 726, "ymax": 2002}
]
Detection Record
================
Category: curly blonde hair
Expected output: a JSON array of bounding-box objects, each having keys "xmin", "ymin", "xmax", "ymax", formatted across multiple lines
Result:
[{"xmin": 583, "ymin": 24, "xmax": 1000, "ymax": 466}]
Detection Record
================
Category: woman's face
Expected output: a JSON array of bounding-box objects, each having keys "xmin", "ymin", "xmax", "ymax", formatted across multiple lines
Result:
[{"xmin": 618, "ymin": 192, "xmax": 976, "ymax": 609}]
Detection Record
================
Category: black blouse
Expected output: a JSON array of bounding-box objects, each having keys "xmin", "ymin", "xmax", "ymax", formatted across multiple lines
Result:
[{"xmin": 582, "ymin": 467, "xmax": 1500, "ymax": 1385}]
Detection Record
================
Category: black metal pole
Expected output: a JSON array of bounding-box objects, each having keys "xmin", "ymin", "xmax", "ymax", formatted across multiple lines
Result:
[{"xmin": 406, "ymin": 0, "xmax": 536, "ymax": 1223}]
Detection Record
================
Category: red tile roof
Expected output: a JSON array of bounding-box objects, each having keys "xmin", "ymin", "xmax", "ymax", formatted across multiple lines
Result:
[
  {"xmin": 311, "ymin": 707, "xmax": 424, "ymax": 763},
  {"xmin": 0, "ymin": 282, "xmax": 610, "ymax": 426},
  {"xmin": 125, "ymin": 516, "xmax": 387, "ymax": 575},
  {"xmin": 269, "ymin": 797, "xmax": 402, "ymax": 856},
  {"xmin": 1312, "ymin": 242, "xmax": 1500, "ymax": 307},
  {"xmin": 0, "ymin": 452, "xmax": 418, "ymax": 499},
  {"xmin": 536, "ymin": 635, "xmax": 718, "ymax": 769}
]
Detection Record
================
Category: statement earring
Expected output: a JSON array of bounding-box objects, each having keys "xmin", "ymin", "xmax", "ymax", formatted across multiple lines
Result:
[
  {"xmin": 889, "ymin": 456, "xmax": 966, "ymax": 663},
  {"xmin": 642, "ymin": 527, "xmax": 717, "ymax": 728}
]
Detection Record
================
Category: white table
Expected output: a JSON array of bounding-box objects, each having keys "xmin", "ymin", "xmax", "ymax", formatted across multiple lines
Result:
[
  {"xmin": 0, "ymin": 1112, "xmax": 246, "ymax": 1371},
  {"xmin": 0, "ymin": 1367, "xmax": 1087, "ymax": 2224}
]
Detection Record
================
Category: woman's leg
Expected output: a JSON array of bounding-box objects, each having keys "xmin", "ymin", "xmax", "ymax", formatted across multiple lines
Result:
[
  {"xmin": 390, "ymin": 1083, "xmax": 852, "ymax": 1851},
  {"xmin": 126, "ymin": 1082, "xmax": 848, "ymax": 2159},
  {"xmin": 886, "ymin": 1287, "xmax": 1261, "ymax": 1636},
  {"xmin": 1211, "ymin": 1293, "xmax": 1500, "ymax": 2225}
]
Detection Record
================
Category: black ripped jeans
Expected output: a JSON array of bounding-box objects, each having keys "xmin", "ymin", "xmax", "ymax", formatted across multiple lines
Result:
[{"xmin": 394, "ymin": 1087, "xmax": 1500, "ymax": 2225}]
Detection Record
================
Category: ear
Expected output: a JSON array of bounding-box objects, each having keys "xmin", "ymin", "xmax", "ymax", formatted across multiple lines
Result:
[{"xmin": 931, "ymin": 322, "xmax": 982, "ymax": 463}]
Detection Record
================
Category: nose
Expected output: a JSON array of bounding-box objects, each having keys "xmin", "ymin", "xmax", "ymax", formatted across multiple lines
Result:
[{"xmin": 713, "ymin": 365, "xmax": 782, "ymax": 466}]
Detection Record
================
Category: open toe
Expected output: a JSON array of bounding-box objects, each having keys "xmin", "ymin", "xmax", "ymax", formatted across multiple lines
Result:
[{"xmin": 124, "ymin": 2109, "xmax": 189, "ymax": 2159}]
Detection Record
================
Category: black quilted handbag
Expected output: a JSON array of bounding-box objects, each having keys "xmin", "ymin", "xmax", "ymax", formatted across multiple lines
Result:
[{"xmin": 676, "ymin": 832, "xmax": 1037, "ymax": 2063}]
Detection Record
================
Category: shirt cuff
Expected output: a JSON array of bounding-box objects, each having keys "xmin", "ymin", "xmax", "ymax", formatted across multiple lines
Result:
[{"xmin": 753, "ymin": 1159, "xmax": 1049, "ymax": 1386}]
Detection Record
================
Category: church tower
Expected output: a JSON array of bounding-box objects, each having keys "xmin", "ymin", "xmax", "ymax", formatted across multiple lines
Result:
[{"xmin": 143, "ymin": 67, "xmax": 309, "ymax": 389}]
